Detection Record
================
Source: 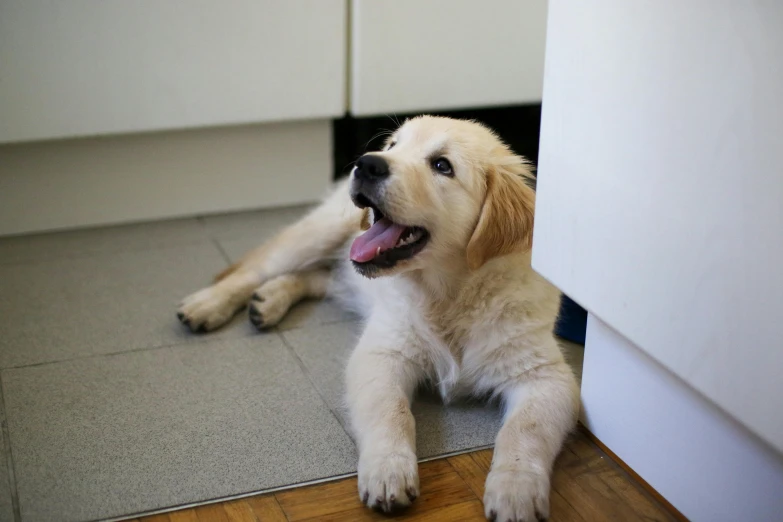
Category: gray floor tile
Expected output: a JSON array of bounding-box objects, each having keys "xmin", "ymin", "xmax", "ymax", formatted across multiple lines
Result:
[
  {"xmin": 277, "ymin": 299, "xmax": 359, "ymax": 331},
  {"xmin": 0, "ymin": 217, "xmax": 208, "ymax": 266},
  {"xmin": 3, "ymin": 336, "xmax": 356, "ymax": 522},
  {"xmin": 0, "ymin": 424, "xmax": 15, "ymax": 522},
  {"xmin": 280, "ymin": 323, "xmax": 361, "ymax": 411},
  {"xmin": 216, "ymin": 235, "xmax": 271, "ymax": 265},
  {"xmin": 201, "ymin": 205, "xmax": 313, "ymax": 241},
  {"xmin": 412, "ymin": 394, "xmax": 502, "ymax": 458},
  {"xmin": 0, "ymin": 243, "xmax": 243, "ymax": 368},
  {"xmin": 282, "ymin": 323, "xmax": 504, "ymax": 459}
]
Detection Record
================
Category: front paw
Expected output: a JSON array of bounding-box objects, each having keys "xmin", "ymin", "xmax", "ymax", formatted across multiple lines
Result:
[
  {"xmin": 177, "ymin": 286, "xmax": 239, "ymax": 333},
  {"xmin": 247, "ymin": 287, "xmax": 289, "ymax": 331},
  {"xmin": 357, "ymin": 450, "xmax": 419, "ymax": 513},
  {"xmin": 484, "ymin": 466, "xmax": 550, "ymax": 522}
]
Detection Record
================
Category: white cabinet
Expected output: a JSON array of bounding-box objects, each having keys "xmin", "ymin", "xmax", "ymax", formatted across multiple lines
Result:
[
  {"xmin": 533, "ymin": 0, "xmax": 783, "ymax": 453},
  {"xmin": 0, "ymin": 0, "xmax": 548, "ymax": 235},
  {"xmin": 580, "ymin": 316, "xmax": 783, "ymax": 521},
  {"xmin": 0, "ymin": 0, "xmax": 544, "ymax": 143},
  {"xmin": 0, "ymin": 1, "xmax": 347, "ymax": 143},
  {"xmin": 0, "ymin": 120, "xmax": 332, "ymax": 235},
  {"xmin": 349, "ymin": 0, "xmax": 547, "ymax": 116}
]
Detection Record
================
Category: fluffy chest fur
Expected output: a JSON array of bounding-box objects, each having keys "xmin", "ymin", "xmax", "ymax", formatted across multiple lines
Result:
[{"xmin": 338, "ymin": 252, "xmax": 562, "ymax": 400}]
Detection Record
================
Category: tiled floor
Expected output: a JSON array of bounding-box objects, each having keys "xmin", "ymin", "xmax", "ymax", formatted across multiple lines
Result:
[
  {"xmin": 144, "ymin": 430, "xmax": 679, "ymax": 522},
  {"xmin": 0, "ymin": 207, "xmax": 584, "ymax": 522}
]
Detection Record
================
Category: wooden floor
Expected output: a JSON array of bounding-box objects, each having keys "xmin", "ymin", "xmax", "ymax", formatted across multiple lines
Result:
[{"xmin": 134, "ymin": 428, "xmax": 679, "ymax": 522}]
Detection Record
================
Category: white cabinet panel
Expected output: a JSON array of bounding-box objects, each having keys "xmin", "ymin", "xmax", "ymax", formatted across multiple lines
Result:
[
  {"xmin": 350, "ymin": 0, "xmax": 547, "ymax": 116},
  {"xmin": 581, "ymin": 316, "xmax": 783, "ymax": 521},
  {"xmin": 0, "ymin": 1, "xmax": 346, "ymax": 143},
  {"xmin": 0, "ymin": 120, "xmax": 333, "ymax": 235},
  {"xmin": 533, "ymin": 0, "xmax": 783, "ymax": 452}
]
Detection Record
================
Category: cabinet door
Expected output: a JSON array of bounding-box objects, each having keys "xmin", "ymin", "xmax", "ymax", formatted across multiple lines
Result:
[
  {"xmin": 349, "ymin": 0, "xmax": 547, "ymax": 116},
  {"xmin": 0, "ymin": 1, "xmax": 346, "ymax": 143},
  {"xmin": 533, "ymin": 0, "xmax": 783, "ymax": 452}
]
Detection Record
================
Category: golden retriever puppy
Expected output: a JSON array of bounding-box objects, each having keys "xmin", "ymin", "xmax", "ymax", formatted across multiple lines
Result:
[{"xmin": 177, "ymin": 116, "xmax": 579, "ymax": 521}]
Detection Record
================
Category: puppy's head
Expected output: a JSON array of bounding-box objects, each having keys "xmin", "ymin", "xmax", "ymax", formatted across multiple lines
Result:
[{"xmin": 349, "ymin": 116, "xmax": 536, "ymax": 278}]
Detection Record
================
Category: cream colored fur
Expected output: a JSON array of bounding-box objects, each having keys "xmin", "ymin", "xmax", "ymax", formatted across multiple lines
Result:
[{"xmin": 177, "ymin": 116, "xmax": 579, "ymax": 522}]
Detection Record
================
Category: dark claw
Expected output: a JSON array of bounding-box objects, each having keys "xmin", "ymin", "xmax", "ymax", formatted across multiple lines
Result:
[
  {"xmin": 362, "ymin": 491, "xmax": 369, "ymax": 504},
  {"xmin": 177, "ymin": 312, "xmax": 190, "ymax": 327},
  {"xmin": 196, "ymin": 323, "xmax": 208, "ymax": 334},
  {"xmin": 406, "ymin": 487, "xmax": 418, "ymax": 502},
  {"xmin": 251, "ymin": 293, "xmax": 264, "ymax": 302},
  {"xmin": 369, "ymin": 496, "xmax": 392, "ymax": 513},
  {"xmin": 389, "ymin": 500, "xmax": 407, "ymax": 513},
  {"xmin": 536, "ymin": 513, "xmax": 548, "ymax": 522},
  {"xmin": 488, "ymin": 509, "xmax": 497, "ymax": 521},
  {"xmin": 248, "ymin": 308, "xmax": 264, "ymax": 329}
]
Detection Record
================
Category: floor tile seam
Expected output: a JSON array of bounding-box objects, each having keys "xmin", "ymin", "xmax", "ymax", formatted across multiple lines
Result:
[
  {"xmin": 195, "ymin": 215, "xmax": 221, "ymax": 245},
  {"xmin": 103, "ymin": 446, "xmax": 496, "ymax": 522},
  {"xmin": 97, "ymin": 470, "xmax": 359, "ymax": 522},
  {"xmin": 0, "ymin": 237, "xmax": 217, "ymax": 268},
  {"xmin": 0, "ymin": 317, "xmax": 354, "ymax": 371},
  {"xmin": 0, "ymin": 330, "xmax": 259, "ymax": 372},
  {"xmin": 0, "ymin": 375, "xmax": 21, "ymax": 522},
  {"xmin": 276, "ymin": 331, "xmax": 355, "ymax": 441},
  {"xmin": 195, "ymin": 214, "xmax": 283, "ymax": 247},
  {"xmin": 209, "ymin": 237, "xmax": 233, "ymax": 265},
  {"xmin": 273, "ymin": 317, "xmax": 354, "ymax": 334}
]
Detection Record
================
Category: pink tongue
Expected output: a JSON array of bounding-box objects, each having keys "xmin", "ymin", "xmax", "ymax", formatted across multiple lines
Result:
[{"xmin": 350, "ymin": 218, "xmax": 407, "ymax": 262}]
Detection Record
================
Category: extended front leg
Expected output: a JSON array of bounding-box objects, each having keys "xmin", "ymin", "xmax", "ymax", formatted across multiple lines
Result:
[
  {"xmin": 177, "ymin": 179, "xmax": 362, "ymax": 332},
  {"xmin": 247, "ymin": 268, "xmax": 332, "ymax": 330},
  {"xmin": 484, "ymin": 362, "xmax": 579, "ymax": 522},
  {"xmin": 345, "ymin": 324, "xmax": 429, "ymax": 513}
]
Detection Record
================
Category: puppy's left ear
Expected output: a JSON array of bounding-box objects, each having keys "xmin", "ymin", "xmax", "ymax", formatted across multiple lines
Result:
[{"xmin": 466, "ymin": 160, "xmax": 536, "ymax": 270}]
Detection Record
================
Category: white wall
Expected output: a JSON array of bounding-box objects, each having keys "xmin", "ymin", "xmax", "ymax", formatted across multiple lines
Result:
[
  {"xmin": 0, "ymin": 1, "xmax": 346, "ymax": 143},
  {"xmin": 582, "ymin": 315, "xmax": 783, "ymax": 522},
  {"xmin": 533, "ymin": 0, "xmax": 783, "ymax": 452}
]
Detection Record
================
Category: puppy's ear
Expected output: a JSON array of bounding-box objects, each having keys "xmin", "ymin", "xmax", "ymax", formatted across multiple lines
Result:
[{"xmin": 466, "ymin": 161, "xmax": 536, "ymax": 270}]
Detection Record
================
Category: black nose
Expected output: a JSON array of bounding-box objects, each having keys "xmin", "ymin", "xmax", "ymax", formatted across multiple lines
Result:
[{"xmin": 354, "ymin": 154, "xmax": 389, "ymax": 181}]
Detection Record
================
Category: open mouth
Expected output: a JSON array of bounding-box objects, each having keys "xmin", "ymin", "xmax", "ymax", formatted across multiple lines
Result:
[{"xmin": 350, "ymin": 194, "xmax": 430, "ymax": 270}]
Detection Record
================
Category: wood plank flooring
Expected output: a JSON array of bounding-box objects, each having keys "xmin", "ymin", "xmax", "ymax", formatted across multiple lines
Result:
[{"xmin": 134, "ymin": 428, "xmax": 681, "ymax": 522}]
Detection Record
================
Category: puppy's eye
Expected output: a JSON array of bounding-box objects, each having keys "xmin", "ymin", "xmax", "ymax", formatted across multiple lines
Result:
[
  {"xmin": 386, "ymin": 141, "xmax": 396, "ymax": 151},
  {"xmin": 432, "ymin": 157, "xmax": 454, "ymax": 177}
]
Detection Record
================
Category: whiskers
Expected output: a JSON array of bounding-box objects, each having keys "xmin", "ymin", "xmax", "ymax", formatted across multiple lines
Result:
[{"xmin": 364, "ymin": 128, "xmax": 393, "ymax": 151}]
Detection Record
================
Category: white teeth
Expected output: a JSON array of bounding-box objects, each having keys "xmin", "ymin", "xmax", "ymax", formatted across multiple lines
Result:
[
  {"xmin": 395, "ymin": 228, "xmax": 422, "ymax": 247},
  {"xmin": 376, "ymin": 246, "xmax": 381, "ymax": 255}
]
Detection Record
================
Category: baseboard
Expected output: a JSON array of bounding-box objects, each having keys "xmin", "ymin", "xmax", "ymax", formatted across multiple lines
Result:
[
  {"xmin": 0, "ymin": 120, "xmax": 333, "ymax": 236},
  {"xmin": 580, "ymin": 315, "xmax": 783, "ymax": 522}
]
